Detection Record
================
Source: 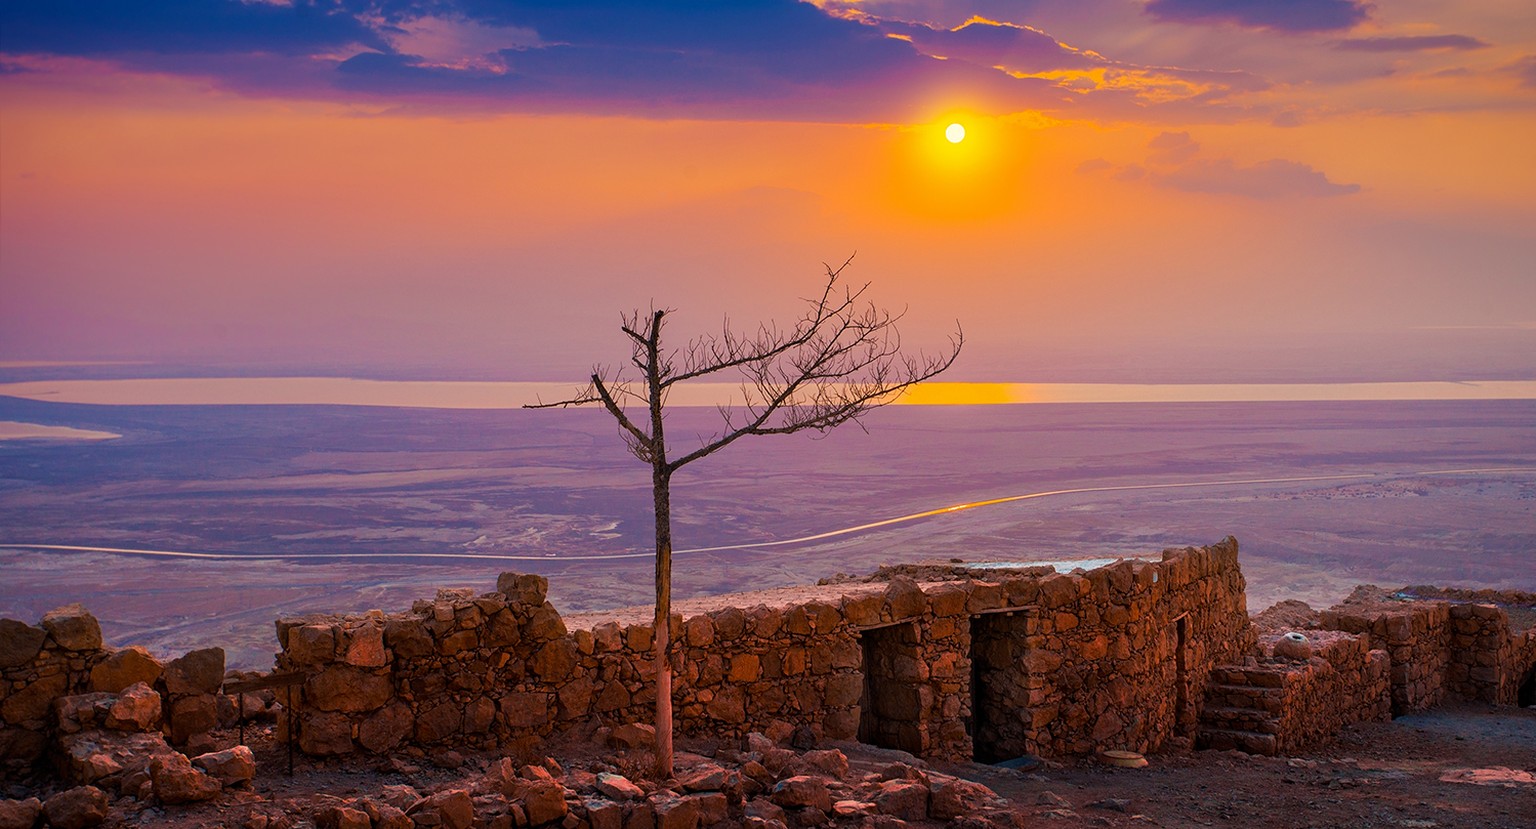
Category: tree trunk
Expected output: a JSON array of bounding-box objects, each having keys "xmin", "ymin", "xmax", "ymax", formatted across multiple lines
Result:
[
  {"xmin": 652, "ymin": 465, "xmax": 673, "ymax": 779},
  {"xmin": 645, "ymin": 310, "xmax": 675, "ymax": 779}
]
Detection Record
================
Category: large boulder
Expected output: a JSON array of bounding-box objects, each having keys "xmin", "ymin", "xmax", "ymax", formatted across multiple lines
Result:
[
  {"xmin": 0, "ymin": 797, "xmax": 42, "ymax": 829},
  {"xmin": 166, "ymin": 695, "xmax": 219, "ymax": 745},
  {"xmin": 41, "ymin": 605, "xmax": 102, "ymax": 652},
  {"xmin": 192, "ymin": 745, "xmax": 256, "ymax": 787},
  {"xmin": 161, "ymin": 648, "xmax": 225, "ymax": 696},
  {"xmin": 56, "ymin": 730, "xmax": 177, "ymax": 787},
  {"xmin": 770, "ymin": 776, "xmax": 831, "ymax": 812},
  {"xmin": 89, "ymin": 646, "xmax": 164, "ymax": 693},
  {"xmin": 42, "ymin": 787, "xmax": 108, "ymax": 829},
  {"xmin": 315, "ymin": 805, "xmax": 371, "ymax": 829},
  {"xmin": 106, "ymin": 682, "xmax": 162, "ymax": 732},
  {"xmin": 408, "ymin": 790, "xmax": 473, "ymax": 829},
  {"xmin": 150, "ymin": 753, "xmax": 221, "ymax": 804},
  {"xmin": 0, "ymin": 620, "xmax": 47, "ymax": 668},
  {"xmin": 928, "ymin": 777, "xmax": 998, "ymax": 820}
]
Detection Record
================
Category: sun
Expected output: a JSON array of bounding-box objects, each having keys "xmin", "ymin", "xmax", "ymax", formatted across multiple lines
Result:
[{"xmin": 945, "ymin": 123, "xmax": 966, "ymax": 143}]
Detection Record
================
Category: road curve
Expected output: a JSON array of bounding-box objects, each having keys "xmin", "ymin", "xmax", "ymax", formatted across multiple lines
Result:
[{"xmin": 1, "ymin": 467, "xmax": 1532, "ymax": 564}]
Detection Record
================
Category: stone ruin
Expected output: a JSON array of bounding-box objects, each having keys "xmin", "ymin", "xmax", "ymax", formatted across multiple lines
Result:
[{"xmin": 4, "ymin": 536, "xmax": 1536, "ymax": 803}]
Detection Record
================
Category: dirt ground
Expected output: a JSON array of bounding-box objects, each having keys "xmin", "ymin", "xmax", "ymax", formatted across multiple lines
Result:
[
  {"xmin": 946, "ymin": 702, "xmax": 1536, "ymax": 829},
  {"xmin": 17, "ymin": 701, "xmax": 1531, "ymax": 829}
]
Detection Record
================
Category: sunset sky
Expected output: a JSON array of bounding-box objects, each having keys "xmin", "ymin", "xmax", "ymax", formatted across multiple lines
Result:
[{"xmin": 2, "ymin": 1, "xmax": 1533, "ymax": 382}]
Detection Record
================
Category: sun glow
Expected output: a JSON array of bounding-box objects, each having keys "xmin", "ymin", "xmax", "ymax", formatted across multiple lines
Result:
[{"xmin": 945, "ymin": 123, "xmax": 966, "ymax": 143}]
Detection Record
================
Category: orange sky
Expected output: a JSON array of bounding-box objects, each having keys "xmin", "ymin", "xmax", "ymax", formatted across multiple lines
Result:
[{"xmin": 1, "ymin": 1, "xmax": 1533, "ymax": 381}]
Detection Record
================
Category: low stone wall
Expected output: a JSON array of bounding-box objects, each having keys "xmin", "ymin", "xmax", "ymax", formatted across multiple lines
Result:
[
  {"xmin": 1446, "ymin": 604, "xmax": 1516, "ymax": 704},
  {"xmin": 1, "ymin": 605, "xmax": 106, "ymax": 776},
  {"xmin": 274, "ymin": 539, "xmax": 1257, "ymax": 763},
  {"xmin": 1320, "ymin": 596, "xmax": 1450, "ymax": 715},
  {"xmin": 1, "ymin": 606, "xmax": 231, "ymax": 779},
  {"xmin": 1201, "ymin": 633, "xmax": 1390, "ymax": 755}
]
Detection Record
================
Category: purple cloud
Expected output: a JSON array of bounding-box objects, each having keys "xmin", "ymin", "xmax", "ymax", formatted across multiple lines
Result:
[
  {"xmin": 1511, "ymin": 55, "xmax": 1536, "ymax": 89},
  {"xmin": 881, "ymin": 17, "xmax": 1099, "ymax": 73},
  {"xmin": 0, "ymin": 0, "xmax": 1068, "ymax": 121},
  {"xmin": 1146, "ymin": 0, "xmax": 1371, "ymax": 33},
  {"xmin": 1336, "ymin": 35, "xmax": 1490, "ymax": 52},
  {"xmin": 1160, "ymin": 158, "xmax": 1360, "ymax": 198}
]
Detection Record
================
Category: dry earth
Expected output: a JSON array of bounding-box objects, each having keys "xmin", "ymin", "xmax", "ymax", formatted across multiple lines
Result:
[{"xmin": 10, "ymin": 703, "xmax": 1531, "ymax": 829}]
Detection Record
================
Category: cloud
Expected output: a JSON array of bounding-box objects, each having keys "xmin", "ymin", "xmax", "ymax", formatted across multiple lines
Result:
[
  {"xmin": 1161, "ymin": 158, "xmax": 1360, "ymax": 198},
  {"xmin": 869, "ymin": 15, "xmax": 1268, "ymax": 116},
  {"xmin": 1511, "ymin": 55, "xmax": 1536, "ymax": 89},
  {"xmin": 881, "ymin": 16, "xmax": 1099, "ymax": 73},
  {"xmin": 0, "ymin": 0, "xmax": 381, "ymax": 56},
  {"xmin": 1335, "ymin": 35, "xmax": 1490, "ymax": 53},
  {"xmin": 1145, "ymin": 0, "xmax": 1371, "ymax": 33},
  {"xmin": 0, "ymin": 0, "xmax": 1073, "ymax": 121},
  {"xmin": 1082, "ymin": 130, "xmax": 1359, "ymax": 198},
  {"xmin": 1147, "ymin": 130, "xmax": 1200, "ymax": 162}
]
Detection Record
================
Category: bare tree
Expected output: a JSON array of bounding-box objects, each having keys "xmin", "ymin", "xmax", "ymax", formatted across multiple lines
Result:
[{"xmin": 528, "ymin": 257, "xmax": 962, "ymax": 776}]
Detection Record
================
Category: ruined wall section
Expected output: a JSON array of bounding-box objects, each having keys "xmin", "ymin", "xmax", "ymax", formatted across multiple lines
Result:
[
  {"xmin": 1320, "ymin": 601, "xmax": 1450, "ymax": 715},
  {"xmin": 988, "ymin": 541, "xmax": 1254, "ymax": 759},
  {"xmin": 1445, "ymin": 604, "xmax": 1517, "ymax": 704},
  {"xmin": 0, "ymin": 605, "xmax": 106, "ymax": 776},
  {"xmin": 272, "ymin": 538, "xmax": 1257, "ymax": 763},
  {"xmin": 1, "ymin": 606, "xmax": 226, "ymax": 779},
  {"xmin": 1202, "ymin": 634, "xmax": 1389, "ymax": 756}
]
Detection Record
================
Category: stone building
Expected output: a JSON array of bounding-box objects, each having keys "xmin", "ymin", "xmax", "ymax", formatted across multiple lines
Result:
[{"xmin": 4, "ymin": 536, "xmax": 1535, "ymax": 781}]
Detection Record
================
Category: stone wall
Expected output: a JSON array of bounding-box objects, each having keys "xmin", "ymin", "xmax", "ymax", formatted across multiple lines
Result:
[
  {"xmin": 1, "ymin": 605, "xmax": 229, "ymax": 780},
  {"xmin": 274, "ymin": 539, "xmax": 1257, "ymax": 763},
  {"xmin": 1319, "ymin": 598, "xmax": 1450, "ymax": 715},
  {"xmin": 1445, "ymin": 604, "xmax": 1517, "ymax": 704},
  {"xmin": 0, "ymin": 605, "xmax": 106, "ymax": 776},
  {"xmin": 1317, "ymin": 587, "xmax": 1532, "ymax": 715},
  {"xmin": 1200, "ymin": 632, "xmax": 1390, "ymax": 756}
]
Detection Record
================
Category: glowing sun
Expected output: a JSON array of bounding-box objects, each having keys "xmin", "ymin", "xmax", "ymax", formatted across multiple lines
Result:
[{"xmin": 945, "ymin": 123, "xmax": 966, "ymax": 143}]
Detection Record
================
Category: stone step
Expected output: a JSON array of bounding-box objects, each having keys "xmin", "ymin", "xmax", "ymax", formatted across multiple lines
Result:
[
  {"xmin": 1196, "ymin": 726, "xmax": 1278, "ymax": 756},
  {"xmin": 1204, "ymin": 683, "xmax": 1285, "ymax": 715},
  {"xmin": 1210, "ymin": 666, "xmax": 1287, "ymax": 688},
  {"xmin": 1198, "ymin": 706, "xmax": 1280, "ymax": 734}
]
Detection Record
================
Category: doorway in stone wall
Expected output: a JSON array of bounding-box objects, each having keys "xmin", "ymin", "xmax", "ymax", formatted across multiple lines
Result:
[
  {"xmin": 1173, "ymin": 614, "xmax": 1191, "ymax": 737},
  {"xmin": 857, "ymin": 621, "xmax": 924, "ymax": 754},
  {"xmin": 969, "ymin": 610, "xmax": 1034, "ymax": 763},
  {"xmin": 1520, "ymin": 664, "xmax": 1536, "ymax": 708}
]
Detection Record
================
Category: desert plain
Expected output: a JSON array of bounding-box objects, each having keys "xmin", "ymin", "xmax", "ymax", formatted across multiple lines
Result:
[{"xmin": 1, "ymin": 392, "xmax": 1532, "ymax": 670}]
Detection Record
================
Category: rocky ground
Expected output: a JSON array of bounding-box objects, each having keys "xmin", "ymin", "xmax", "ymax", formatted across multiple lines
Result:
[{"xmin": 4, "ymin": 702, "xmax": 1531, "ymax": 829}]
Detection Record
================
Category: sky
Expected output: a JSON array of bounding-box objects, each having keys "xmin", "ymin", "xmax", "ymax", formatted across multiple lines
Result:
[{"xmin": 2, "ymin": 0, "xmax": 1534, "ymax": 382}]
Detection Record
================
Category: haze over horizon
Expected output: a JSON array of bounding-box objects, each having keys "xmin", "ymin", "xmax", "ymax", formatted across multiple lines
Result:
[{"xmin": 2, "ymin": 0, "xmax": 1534, "ymax": 382}]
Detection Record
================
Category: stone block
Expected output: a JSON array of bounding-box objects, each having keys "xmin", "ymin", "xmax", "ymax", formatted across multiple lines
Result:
[
  {"xmin": 106, "ymin": 682, "xmax": 161, "ymax": 732},
  {"xmin": 42, "ymin": 786, "xmax": 108, "ymax": 829},
  {"xmin": 5, "ymin": 673, "xmax": 67, "ymax": 725},
  {"xmin": 299, "ymin": 710, "xmax": 355, "ymax": 756},
  {"xmin": 884, "ymin": 578, "xmax": 926, "ymax": 620},
  {"xmin": 729, "ymin": 654, "xmax": 761, "ymax": 683},
  {"xmin": 359, "ymin": 702, "xmax": 413, "ymax": 753},
  {"xmin": 342, "ymin": 624, "xmax": 387, "ymax": 667},
  {"xmin": 0, "ymin": 619, "xmax": 48, "ymax": 670},
  {"xmin": 192, "ymin": 745, "xmax": 255, "ymax": 786},
  {"xmin": 306, "ymin": 666, "xmax": 392, "ymax": 713},
  {"xmin": 383, "ymin": 620, "xmax": 433, "ymax": 660},
  {"xmin": 41, "ymin": 605, "xmax": 102, "ymax": 653},
  {"xmin": 496, "ymin": 572, "xmax": 549, "ymax": 607},
  {"xmin": 415, "ymin": 702, "xmax": 463, "ymax": 743},
  {"xmin": 0, "ymin": 798, "xmax": 42, "ymax": 829},
  {"xmin": 89, "ymin": 646, "xmax": 164, "ymax": 693},
  {"xmin": 162, "ymin": 647, "xmax": 225, "ymax": 696},
  {"xmin": 499, "ymin": 691, "xmax": 550, "ymax": 729},
  {"xmin": 150, "ymin": 752, "xmax": 222, "ymax": 804}
]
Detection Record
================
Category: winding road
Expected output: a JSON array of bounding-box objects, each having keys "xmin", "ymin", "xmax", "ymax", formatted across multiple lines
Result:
[{"xmin": 2, "ymin": 466, "xmax": 1530, "ymax": 565}]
